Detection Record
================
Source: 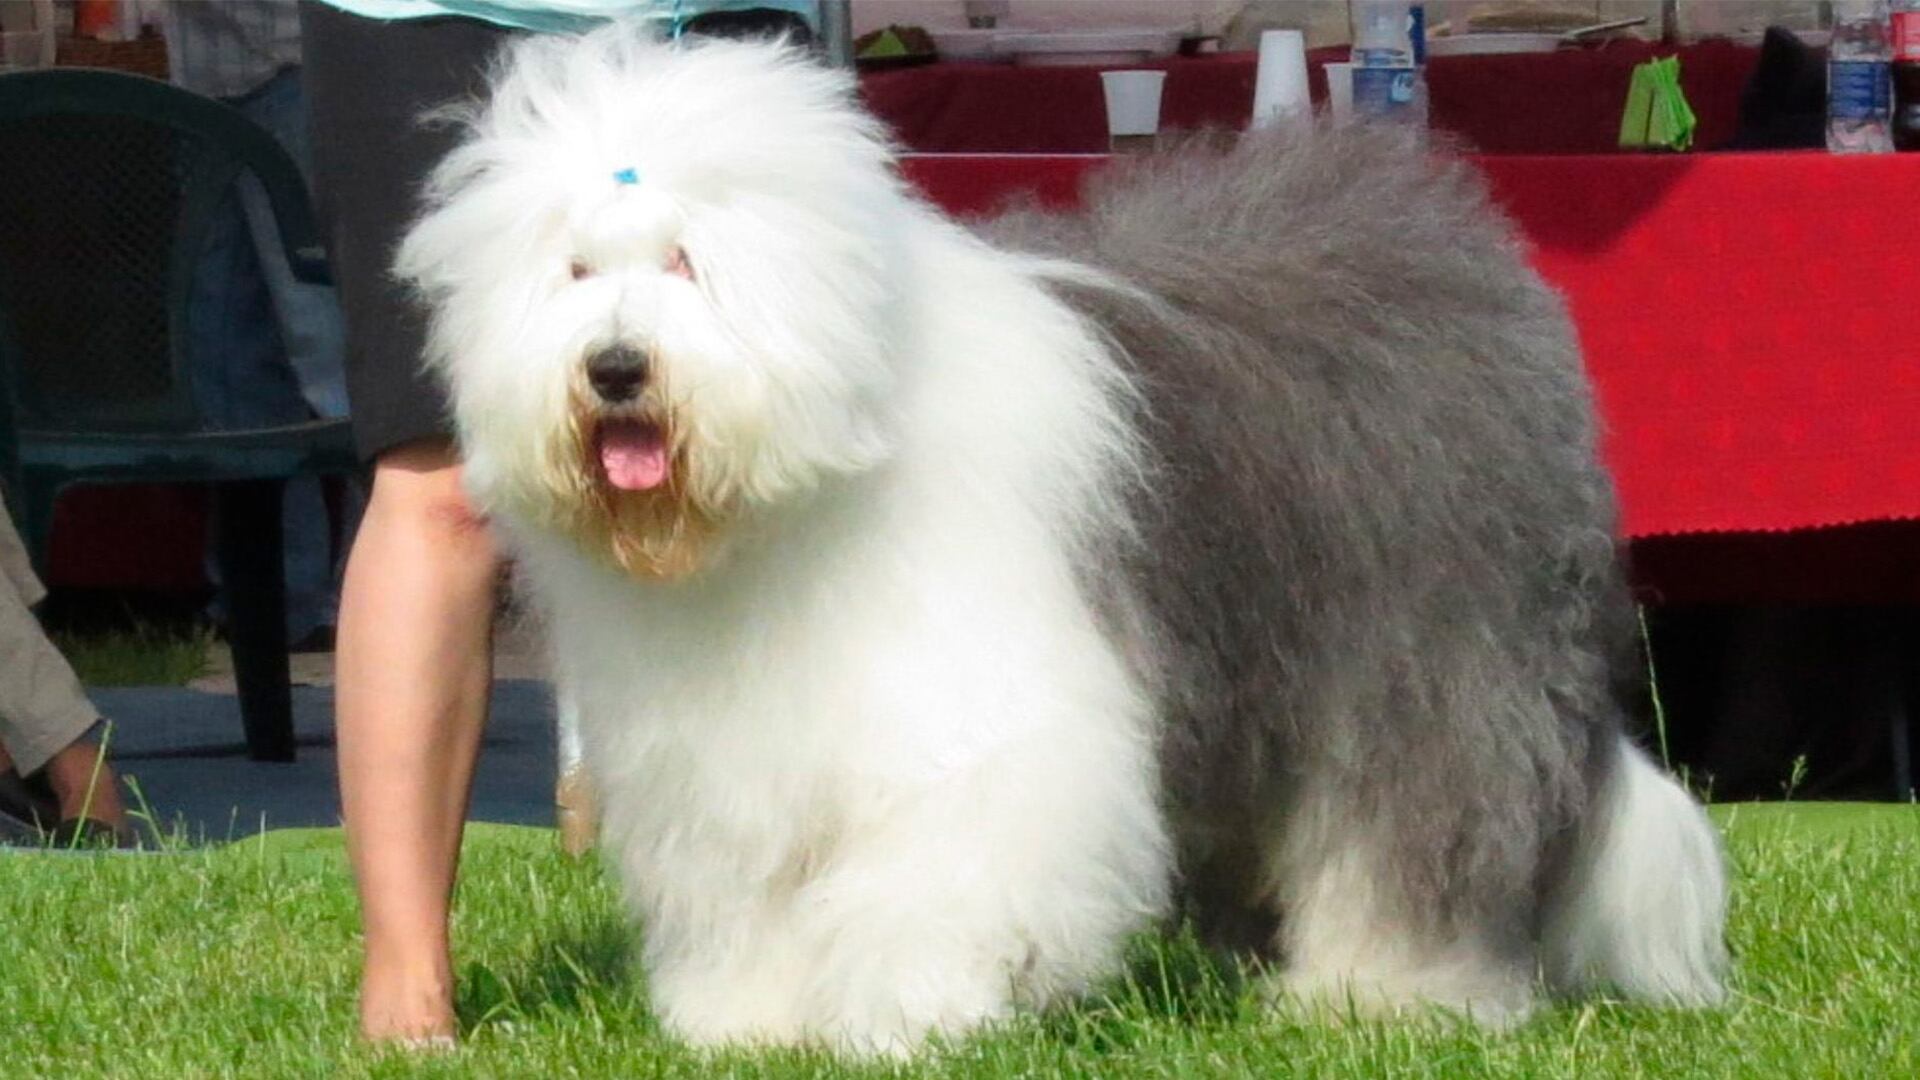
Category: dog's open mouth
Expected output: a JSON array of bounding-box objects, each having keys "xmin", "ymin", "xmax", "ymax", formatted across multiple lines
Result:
[{"xmin": 595, "ymin": 418, "xmax": 670, "ymax": 492}]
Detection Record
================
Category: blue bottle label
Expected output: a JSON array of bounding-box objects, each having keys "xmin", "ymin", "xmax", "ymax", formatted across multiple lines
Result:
[
  {"xmin": 1353, "ymin": 65, "xmax": 1418, "ymax": 114},
  {"xmin": 1829, "ymin": 60, "xmax": 1891, "ymax": 120}
]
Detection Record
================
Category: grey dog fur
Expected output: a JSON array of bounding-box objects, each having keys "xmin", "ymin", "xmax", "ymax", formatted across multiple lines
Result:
[{"xmin": 987, "ymin": 125, "xmax": 1636, "ymax": 970}]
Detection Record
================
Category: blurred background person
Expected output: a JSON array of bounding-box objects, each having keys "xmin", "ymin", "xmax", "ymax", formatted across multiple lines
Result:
[
  {"xmin": 0, "ymin": 500, "xmax": 128, "ymax": 846},
  {"xmin": 164, "ymin": 0, "xmax": 354, "ymax": 650}
]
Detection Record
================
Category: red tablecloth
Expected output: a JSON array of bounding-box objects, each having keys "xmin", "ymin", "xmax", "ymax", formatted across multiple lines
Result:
[
  {"xmin": 46, "ymin": 147, "xmax": 1920, "ymax": 603},
  {"xmin": 897, "ymin": 151, "xmax": 1920, "ymax": 602},
  {"xmin": 47, "ymin": 486, "xmax": 207, "ymax": 591},
  {"xmin": 863, "ymin": 41, "xmax": 1760, "ymax": 155}
]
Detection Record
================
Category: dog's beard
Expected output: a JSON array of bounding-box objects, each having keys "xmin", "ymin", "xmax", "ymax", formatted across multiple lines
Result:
[{"xmin": 542, "ymin": 389, "xmax": 718, "ymax": 580}]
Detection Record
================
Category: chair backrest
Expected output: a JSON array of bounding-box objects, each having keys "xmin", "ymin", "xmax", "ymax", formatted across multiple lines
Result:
[{"xmin": 0, "ymin": 68, "xmax": 325, "ymax": 435}]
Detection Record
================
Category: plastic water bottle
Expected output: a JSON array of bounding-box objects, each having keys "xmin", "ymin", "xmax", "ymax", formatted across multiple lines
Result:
[
  {"xmin": 1828, "ymin": 0, "xmax": 1895, "ymax": 153},
  {"xmin": 1351, "ymin": 0, "xmax": 1426, "ymax": 125},
  {"xmin": 1893, "ymin": 0, "xmax": 1920, "ymax": 150},
  {"xmin": 1408, "ymin": 4, "xmax": 1430, "ymax": 127}
]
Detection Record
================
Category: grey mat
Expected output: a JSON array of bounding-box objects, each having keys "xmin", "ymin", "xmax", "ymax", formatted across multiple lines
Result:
[{"xmin": 86, "ymin": 680, "xmax": 557, "ymax": 842}]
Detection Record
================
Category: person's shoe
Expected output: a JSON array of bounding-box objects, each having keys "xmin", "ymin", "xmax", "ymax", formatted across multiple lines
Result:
[
  {"xmin": 45, "ymin": 817, "xmax": 138, "ymax": 850},
  {"xmin": 1, "ymin": 769, "xmax": 141, "ymax": 851},
  {"xmin": 0, "ymin": 769, "xmax": 60, "ymax": 834},
  {"xmin": 0, "ymin": 804, "xmax": 41, "ymax": 844}
]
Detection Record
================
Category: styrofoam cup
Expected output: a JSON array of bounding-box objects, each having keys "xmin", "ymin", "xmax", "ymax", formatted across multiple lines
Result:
[
  {"xmin": 1100, "ymin": 70, "xmax": 1167, "ymax": 137},
  {"xmin": 1251, "ymin": 29, "xmax": 1309, "ymax": 129}
]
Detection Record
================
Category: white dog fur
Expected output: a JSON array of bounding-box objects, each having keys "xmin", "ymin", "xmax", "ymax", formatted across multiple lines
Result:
[{"xmin": 398, "ymin": 27, "xmax": 1728, "ymax": 1056}]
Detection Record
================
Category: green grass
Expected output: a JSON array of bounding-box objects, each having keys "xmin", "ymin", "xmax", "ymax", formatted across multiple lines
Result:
[
  {"xmin": 3, "ymin": 806, "xmax": 1917, "ymax": 1078},
  {"xmin": 51, "ymin": 624, "xmax": 214, "ymax": 688}
]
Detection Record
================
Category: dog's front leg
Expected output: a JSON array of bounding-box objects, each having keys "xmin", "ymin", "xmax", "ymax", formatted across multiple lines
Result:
[
  {"xmin": 772, "ymin": 730, "xmax": 1171, "ymax": 1057},
  {"xmin": 635, "ymin": 798, "xmax": 1029, "ymax": 1057},
  {"xmin": 644, "ymin": 923, "xmax": 814, "ymax": 1049}
]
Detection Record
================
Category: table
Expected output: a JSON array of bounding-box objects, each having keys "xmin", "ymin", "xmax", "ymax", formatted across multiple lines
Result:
[
  {"xmin": 44, "ymin": 151, "xmax": 1920, "ymax": 604},
  {"xmin": 862, "ymin": 41, "xmax": 1761, "ymax": 155},
  {"xmin": 899, "ymin": 151, "xmax": 1920, "ymax": 604}
]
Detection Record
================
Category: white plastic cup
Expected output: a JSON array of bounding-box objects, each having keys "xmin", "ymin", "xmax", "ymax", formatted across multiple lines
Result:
[
  {"xmin": 1100, "ymin": 70, "xmax": 1167, "ymax": 138},
  {"xmin": 1251, "ymin": 29, "xmax": 1310, "ymax": 129},
  {"xmin": 1324, "ymin": 61, "xmax": 1355, "ymax": 126}
]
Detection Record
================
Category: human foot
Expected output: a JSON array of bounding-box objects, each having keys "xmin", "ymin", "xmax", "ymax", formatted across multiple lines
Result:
[
  {"xmin": 360, "ymin": 952, "xmax": 459, "ymax": 1046},
  {"xmin": 40, "ymin": 737, "xmax": 127, "ymax": 828}
]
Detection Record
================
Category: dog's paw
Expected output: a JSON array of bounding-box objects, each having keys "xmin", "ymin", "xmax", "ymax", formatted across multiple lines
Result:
[
  {"xmin": 658, "ymin": 980, "xmax": 1000, "ymax": 1059},
  {"xmin": 802, "ymin": 956, "xmax": 1022, "ymax": 1058},
  {"xmin": 652, "ymin": 968, "xmax": 810, "ymax": 1050},
  {"xmin": 1267, "ymin": 962, "xmax": 1537, "ymax": 1030}
]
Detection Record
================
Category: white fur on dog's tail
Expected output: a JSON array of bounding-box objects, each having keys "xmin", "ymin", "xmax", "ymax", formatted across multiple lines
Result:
[{"xmin": 1541, "ymin": 738, "xmax": 1729, "ymax": 1005}]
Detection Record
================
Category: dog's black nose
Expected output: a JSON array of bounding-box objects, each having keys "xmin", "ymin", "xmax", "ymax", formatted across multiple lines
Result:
[{"xmin": 586, "ymin": 345, "xmax": 649, "ymax": 403}]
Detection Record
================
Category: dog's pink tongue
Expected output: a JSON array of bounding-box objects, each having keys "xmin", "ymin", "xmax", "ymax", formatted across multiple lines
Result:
[{"xmin": 598, "ymin": 421, "xmax": 669, "ymax": 491}]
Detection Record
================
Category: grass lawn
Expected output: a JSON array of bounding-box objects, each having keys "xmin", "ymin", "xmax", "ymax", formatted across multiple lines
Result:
[
  {"xmin": 3, "ymin": 804, "xmax": 1916, "ymax": 1078},
  {"xmin": 51, "ymin": 625, "xmax": 214, "ymax": 688}
]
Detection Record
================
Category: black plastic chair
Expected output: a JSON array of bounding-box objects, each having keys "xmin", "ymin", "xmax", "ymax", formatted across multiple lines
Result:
[{"xmin": 0, "ymin": 68, "xmax": 360, "ymax": 762}]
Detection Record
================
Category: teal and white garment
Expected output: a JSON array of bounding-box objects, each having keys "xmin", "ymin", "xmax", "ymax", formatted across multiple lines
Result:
[{"xmin": 314, "ymin": 0, "xmax": 819, "ymax": 36}]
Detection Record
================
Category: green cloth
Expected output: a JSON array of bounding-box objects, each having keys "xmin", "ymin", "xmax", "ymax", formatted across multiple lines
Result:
[
  {"xmin": 857, "ymin": 27, "xmax": 909, "ymax": 59},
  {"xmin": 1619, "ymin": 55, "xmax": 1698, "ymax": 151}
]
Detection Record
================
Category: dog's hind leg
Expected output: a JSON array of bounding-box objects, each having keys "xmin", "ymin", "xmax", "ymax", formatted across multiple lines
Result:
[
  {"xmin": 1539, "ymin": 738, "xmax": 1727, "ymax": 1006},
  {"xmin": 1255, "ymin": 777, "xmax": 1541, "ymax": 1028}
]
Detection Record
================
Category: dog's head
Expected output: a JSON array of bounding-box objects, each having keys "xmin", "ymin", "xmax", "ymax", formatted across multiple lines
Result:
[{"xmin": 397, "ymin": 29, "xmax": 906, "ymax": 579}]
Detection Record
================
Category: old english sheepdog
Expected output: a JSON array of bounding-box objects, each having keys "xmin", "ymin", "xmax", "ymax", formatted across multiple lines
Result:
[{"xmin": 397, "ymin": 28, "xmax": 1728, "ymax": 1054}]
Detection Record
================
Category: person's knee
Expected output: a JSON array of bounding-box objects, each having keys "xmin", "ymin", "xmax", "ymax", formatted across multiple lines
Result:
[{"xmin": 367, "ymin": 441, "xmax": 498, "ymax": 567}]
